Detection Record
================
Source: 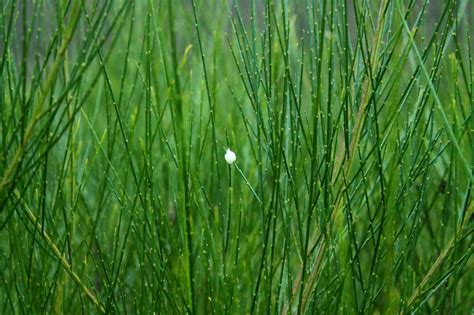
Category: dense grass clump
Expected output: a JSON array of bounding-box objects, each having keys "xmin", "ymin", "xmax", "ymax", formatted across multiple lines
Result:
[{"xmin": 0, "ymin": 0, "xmax": 472, "ymax": 313}]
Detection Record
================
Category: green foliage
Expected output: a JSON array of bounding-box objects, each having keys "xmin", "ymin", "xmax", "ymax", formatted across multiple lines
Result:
[{"xmin": 0, "ymin": 0, "xmax": 472, "ymax": 313}]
